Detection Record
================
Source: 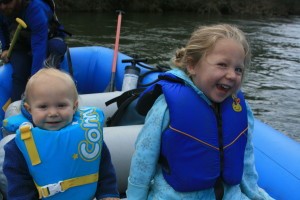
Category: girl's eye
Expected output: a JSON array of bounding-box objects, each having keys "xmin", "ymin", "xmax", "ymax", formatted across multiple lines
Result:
[
  {"xmin": 235, "ymin": 67, "xmax": 244, "ymax": 74},
  {"xmin": 218, "ymin": 63, "xmax": 227, "ymax": 67}
]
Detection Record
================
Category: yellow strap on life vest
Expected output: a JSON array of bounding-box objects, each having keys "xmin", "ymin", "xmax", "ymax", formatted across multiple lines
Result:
[
  {"xmin": 37, "ymin": 173, "xmax": 99, "ymax": 198},
  {"xmin": 20, "ymin": 124, "xmax": 41, "ymax": 166}
]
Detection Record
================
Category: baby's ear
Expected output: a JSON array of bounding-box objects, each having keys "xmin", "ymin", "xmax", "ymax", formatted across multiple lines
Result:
[
  {"xmin": 73, "ymin": 100, "xmax": 79, "ymax": 112},
  {"xmin": 23, "ymin": 102, "xmax": 31, "ymax": 113}
]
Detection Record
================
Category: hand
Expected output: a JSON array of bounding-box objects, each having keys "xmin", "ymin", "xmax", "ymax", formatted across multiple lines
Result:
[{"xmin": 0, "ymin": 50, "xmax": 9, "ymax": 63}]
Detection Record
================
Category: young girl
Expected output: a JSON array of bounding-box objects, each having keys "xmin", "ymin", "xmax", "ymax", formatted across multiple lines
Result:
[
  {"xmin": 126, "ymin": 24, "xmax": 274, "ymax": 200},
  {"xmin": 3, "ymin": 68, "xmax": 120, "ymax": 200}
]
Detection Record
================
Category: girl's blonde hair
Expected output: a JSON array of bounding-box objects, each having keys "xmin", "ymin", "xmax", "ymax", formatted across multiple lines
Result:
[
  {"xmin": 23, "ymin": 68, "xmax": 78, "ymax": 102},
  {"xmin": 172, "ymin": 24, "xmax": 251, "ymax": 76}
]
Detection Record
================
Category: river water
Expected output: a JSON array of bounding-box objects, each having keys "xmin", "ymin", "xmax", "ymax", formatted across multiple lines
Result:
[{"xmin": 59, "ymin": 12, "xmax": 300, "ymax": 142}]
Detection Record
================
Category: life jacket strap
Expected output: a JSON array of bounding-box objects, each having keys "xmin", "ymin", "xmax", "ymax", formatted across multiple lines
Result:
[
  {"xmin": 20, "ymin": 123, "xmax": 41, "ymax": 166},
  {"xmin": 37, "ymin": 172, "xmax": 99, "ymax": 198},
  {"xmin": 214, "ymin": 177, "xmax": 224, "ymax": 200}
]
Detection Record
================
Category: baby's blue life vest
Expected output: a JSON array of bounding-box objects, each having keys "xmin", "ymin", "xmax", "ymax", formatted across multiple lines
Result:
[
  {"xmin": 13, "ymin": 107, "xmax": 104, "ymax": 200},
  {"xmin": 140, "ymin": 74, "xmax": 248, "ymax": 192},
  {"xmin": 2, "ymin": 100, "xmax": 34, "ymax": 134},
  {"xmin": 2, "ymin": 114, "xmax": 28, "ymax": 134}
]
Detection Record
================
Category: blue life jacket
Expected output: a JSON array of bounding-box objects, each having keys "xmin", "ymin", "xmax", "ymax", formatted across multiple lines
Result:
[
  {"xmin": 139, "ymin": 73, "xmax": 248, "ymax": 192},
  {"xmin": 14, "ymin": 107, "xmax": 104, "ymax": 199},
  {"xmin": 2, "ymin": 113, "xmax": 28, "ymax": 133},
  {"xmin": 3, "ymin": 101, "xmax": 36, "ymax": 134}
]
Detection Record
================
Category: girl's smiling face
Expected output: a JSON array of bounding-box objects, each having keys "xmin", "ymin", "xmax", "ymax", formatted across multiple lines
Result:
[{"xmin": 187, "ymin": 38, "xmax": 245, "ymax": 103}]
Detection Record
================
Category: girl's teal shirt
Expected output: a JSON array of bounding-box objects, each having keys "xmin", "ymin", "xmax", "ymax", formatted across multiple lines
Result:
[{"xmin": 126, "ymin": 68, "xmax": 274, "ymax": 200}]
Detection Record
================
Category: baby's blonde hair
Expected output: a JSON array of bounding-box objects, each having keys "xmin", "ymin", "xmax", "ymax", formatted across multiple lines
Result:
[
  {"xmin": 23, "ymin": 68, "xmax": 78, "ymax": 102},
  {"xmin": 172, "ymin": 24, "xmax": 251, "ymax": 77}
]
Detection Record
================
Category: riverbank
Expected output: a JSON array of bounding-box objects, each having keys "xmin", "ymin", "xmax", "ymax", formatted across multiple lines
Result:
[{"xmin": 56, "ymin": 0, "xmax": 300, "ymax": 16}]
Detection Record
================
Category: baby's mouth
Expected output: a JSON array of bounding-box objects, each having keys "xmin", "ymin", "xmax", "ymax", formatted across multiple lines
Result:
[{"xmin": 46, "ymin": 121, "xmax": 60, "ymax": 125}]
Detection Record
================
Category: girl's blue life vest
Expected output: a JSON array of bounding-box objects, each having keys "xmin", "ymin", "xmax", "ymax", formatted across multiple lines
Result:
[
  {"xmin": 12, "ymin": 107, "xmax": 104, "ymax": 200},
  {"xmin": 139, "ymin": 73, "xmax": 248, "ymax": 192}
]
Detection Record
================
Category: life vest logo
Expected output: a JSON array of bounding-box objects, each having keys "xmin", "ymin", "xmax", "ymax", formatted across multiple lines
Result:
[
  {"xmin": 78, "ymin": 108, "xmax": 102, "ymax": 161},
  {"xmin": 232, "ymin": 94, "xmax": 242, "ymax": 112}
]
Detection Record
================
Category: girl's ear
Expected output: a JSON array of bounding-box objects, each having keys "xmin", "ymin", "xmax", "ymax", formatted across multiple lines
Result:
[
  {"xmin": 187, "ymin": 64, "xmax": 196, "ymax": 75},
  {"xmin": 24, "ymin": 102, "xmax": 31, "ymax": 113},
  {"xmin": 186, "ymin": 56, "xmax": 196, "ymax": 75}
]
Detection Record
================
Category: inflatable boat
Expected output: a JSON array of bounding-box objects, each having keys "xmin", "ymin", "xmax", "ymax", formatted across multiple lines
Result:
[
  {"xmin": 0, "ymin": 46, "xmax": 299, "ymax": 199},
  {"xmin": 0, "ymin": 46, "xmax": 160, "ymax": 130}
]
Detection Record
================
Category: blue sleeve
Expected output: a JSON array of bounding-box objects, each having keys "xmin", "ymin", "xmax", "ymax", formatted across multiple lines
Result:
[
  {"xmin": 95, "ymin": 142, "xmax": 120, "ymax": 199},
  {"xmin": 3, "ymin": 139, "xmax": 39, "ymax": 199},
  {"xmin": 0, "ymin": 15, "xmax": 10, "ymax": 51},
  {"xmin": 126, "ymin": 95, "xmax": 169, "ymax": 200},
  {"xmin": 24, "ymin": 2, "xmax": 52, "ymax": 75},
  {"xmin": 239, "ymin": 102, "xmax": 275, "ymax": 199}
]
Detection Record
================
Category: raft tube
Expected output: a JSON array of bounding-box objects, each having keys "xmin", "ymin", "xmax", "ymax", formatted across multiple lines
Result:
[
  {"xmin": 253, "ymin": 119, "xmax": 300, "ymax": 200},
  {"xmin": 0, "ymin": 46, "xmax": 160, "ymax": 134}
]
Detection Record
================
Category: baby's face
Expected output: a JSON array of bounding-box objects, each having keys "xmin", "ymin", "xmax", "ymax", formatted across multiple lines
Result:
[{"xmin": 25, "ymin": 78, "xmax": 78, "ymax": 131}]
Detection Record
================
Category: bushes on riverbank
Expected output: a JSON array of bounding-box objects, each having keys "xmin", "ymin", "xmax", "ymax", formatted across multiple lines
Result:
[{"xmin": 55, "ymin": 0, "xmax": 300, "ymax": 16}]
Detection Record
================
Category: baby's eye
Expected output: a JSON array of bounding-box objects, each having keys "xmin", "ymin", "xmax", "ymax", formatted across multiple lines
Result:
[
  {"xmin": 57, "ymin": 103, "xmax": 67, "ymax": 108},
  {"xmin": 38, "ymin": 105, "xmax": 47, "ymax": 109}
]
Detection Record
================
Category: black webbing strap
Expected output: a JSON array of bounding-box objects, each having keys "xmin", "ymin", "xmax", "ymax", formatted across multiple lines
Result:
[
  {"xmin": 214, "ymin": 177, "xmax": 224, "ymax": 200},
  {"xmin": 105, "ymin": 88, "xmax": 145, "ymax": 126},
  {"xmin": 105, "ymin": 88, "xmax": 145, "ymax": 107},
  {"xmin": 213, "ymin": 103, "xmax": 225, "ymax": 200}
]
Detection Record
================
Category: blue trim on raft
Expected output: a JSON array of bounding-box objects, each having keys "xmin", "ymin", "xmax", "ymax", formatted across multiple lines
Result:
[
  {"xmin": 0, "ymin": 46, "xmax": 300, "ymax": 199},
  {"xmin": 60, "ymin": 46, "xmax": 154, "ymax": 93},
  {"xmin": 60, "ymin": 46, "xmax": 130, "ymax": 93},
  {"xmin": 253, "ymin": 119, "xmax": 300, "ymax": 200}
]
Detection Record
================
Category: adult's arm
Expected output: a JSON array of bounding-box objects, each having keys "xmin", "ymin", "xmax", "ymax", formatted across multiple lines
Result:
[
  {"xmin": 0, "ymin": 14, "xmax": 10, "ymax": 51},
  {"xmin": 0, "ymin": 15, "xmax": 11, "ymax": 63},
  {"xmin": 24, "ymin": 2, "xmax": 52, "ymax": 74}
]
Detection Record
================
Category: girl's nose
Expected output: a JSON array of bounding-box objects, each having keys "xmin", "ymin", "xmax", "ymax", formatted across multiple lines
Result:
[{"xmin": 226, "ymin": 68, "xmax": 237, "ymax": 80}]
